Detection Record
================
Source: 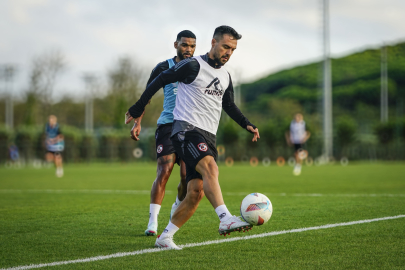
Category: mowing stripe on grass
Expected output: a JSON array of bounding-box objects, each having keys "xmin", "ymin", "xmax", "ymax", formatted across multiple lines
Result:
[
  {"xmin": 2, "ymin": 215, "xmax": 405, "ymax": 270},
  {"xmin": 1, "ymin": 189, "xmax": 404, "ymax": 197}
]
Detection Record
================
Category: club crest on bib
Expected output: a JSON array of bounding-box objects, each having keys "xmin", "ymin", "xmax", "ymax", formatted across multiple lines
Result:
[
  {"xmin": 157, "ymin": 144, "xmax": 163, "ymax": 154},
  {"xmin": 198, "ymin": 143, "xmax": 208, "ymax": 152}
]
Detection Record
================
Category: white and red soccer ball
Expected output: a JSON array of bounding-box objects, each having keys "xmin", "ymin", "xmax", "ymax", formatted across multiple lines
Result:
[{"xmin": 240, "ymin": 193, "xmax": 273, "ymax": 226}]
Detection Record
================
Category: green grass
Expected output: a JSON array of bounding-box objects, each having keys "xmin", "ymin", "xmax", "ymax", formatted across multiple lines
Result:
[{"xmin": 0, "ymin": 162, "xmax": 404, "ymax": 269}]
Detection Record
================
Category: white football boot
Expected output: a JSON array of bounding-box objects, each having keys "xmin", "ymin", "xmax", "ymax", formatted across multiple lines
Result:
[
  {"xmin": 56, "ymin": 167, "xmax": 64, "ymax": 178},
  {"xmin": 169, "ymin": 201, "xmax": 181, "ymax": 221},
  {"xmin": 155, "ymin": 235, "xmax": 182, "ymax": 250},
  {"xmin": 145, "ymin": 222, "xmax": 157, "ymax": 236},
  {"xmin": 218, "ymin": 215, "xmax": 253, "ymax": 236},
  {"xmin": 293, "ymin": 164, "xmax": 302, "ymax": 176}
]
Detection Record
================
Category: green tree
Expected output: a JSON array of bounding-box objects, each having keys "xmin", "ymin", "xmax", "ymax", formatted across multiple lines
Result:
[
  {"xmin": 374, "ymin": 122, "xmax": 395, "ymax": 144},
  {"xmin": 108, "ymin": 57, "xmax": 144, "ymax": 128},
  {"xmin": 336, "ymin": 116, "xmax": 357, "ymax": 147}
]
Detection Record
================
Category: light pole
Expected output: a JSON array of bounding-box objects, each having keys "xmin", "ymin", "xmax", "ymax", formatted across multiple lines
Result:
[
  {"xmin": 2, "ymin": 65, "xmax": 16, "ymax": 130},
  {"xmin": 322, "ymin": 0, "xmax": 333, "ymax": 159},
  {"xmin": 380, "ymin": 44, "xmax": 388, "ymax": 123},
  {"xmin": 82, "ymin": 73, "xmax": 97, "ymax": 133}
]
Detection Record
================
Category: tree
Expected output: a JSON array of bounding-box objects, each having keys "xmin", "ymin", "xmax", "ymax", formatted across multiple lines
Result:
[
  {"xmin": 23, "ymin": 50, "xmax": 65, "ymax": 125},
  {"xmin": 107, "ymin": 57, "xmax": 144, "ymax": 128},
  {"xmin": 336, "ymin": 116, "xmax": 357, "ymax": 155}
]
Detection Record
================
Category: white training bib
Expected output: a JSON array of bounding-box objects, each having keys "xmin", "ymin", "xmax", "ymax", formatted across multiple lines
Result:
[
  {"xmin": 173, "ymin": 56, "xmax": 230, "ymax": 135},
  {"xmin": 290, "ymin": 120, "xmax": 306, "ymax": 144}
]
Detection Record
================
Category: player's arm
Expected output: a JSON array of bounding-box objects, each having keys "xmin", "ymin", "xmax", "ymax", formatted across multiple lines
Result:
[
  {"xmin": 285, "ymin": 131, "xmax": 292, "ymax": 146},
  {"xmin": 302, "ymin": 130, "xmax": 311, "ymax": 144},
  {"xmin": 56, "ymin": 127, "xmax": 64, "ymax": 142},
  {"xmin": 129, "ymin": 110, "xmax": 145, "ymax": 141},
  {"xmin": 222, "ymin": 76, "xmax": 260, "ymax": 142},
  {"xmin": 127, "ymin": 58, "xmax": 196, "ymax": 119}
]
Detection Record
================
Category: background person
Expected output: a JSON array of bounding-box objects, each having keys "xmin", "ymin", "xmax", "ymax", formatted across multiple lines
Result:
[
  {"xmin": 45, "ymin": 115, "xmax": 64, "ymax": 177},
  {"xmin": 285, "ymin": 113, "xmax": 311, "ymax": 175}
]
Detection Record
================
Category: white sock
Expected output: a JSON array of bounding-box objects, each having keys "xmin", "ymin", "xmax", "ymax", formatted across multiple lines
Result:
[
  {"xmin": 148, "ymin": 204, "xmax": 161, "ymax": 227},
  {"xmin": 175, "ymin": 196, "xmax": 182, "ymax": 205},
  {"xmin": 215, "ymin": 205, "xmax": 232, "ymax": 221},
  {"xmin": 160, "ymin": 221, "xmax": 179, "ymax": 239}
]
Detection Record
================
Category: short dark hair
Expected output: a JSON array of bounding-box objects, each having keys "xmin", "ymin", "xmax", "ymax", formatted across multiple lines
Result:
[
  {"xmin": 213, "ymin": 25, "xmax": 242, "ymax": 41},
  {"xmin": 176, "ymin": 30, "xmax": 196, "ymax": 42}
]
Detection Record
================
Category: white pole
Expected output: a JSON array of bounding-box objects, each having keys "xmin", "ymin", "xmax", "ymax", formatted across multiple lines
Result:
[
  {"xmin": 322, "ymin": 0, "xmax": 333, "ymax": 159},
  {"xmin": 83, "ymin": 74, "xmax": 96, "ymax": 133},
  {"xmin": 3, "ymin": 65, "xmax": 15, "ymax": 130},
  {"xmin": 381, "ymin": 45, "xmax": 388, "ymax": 123}
]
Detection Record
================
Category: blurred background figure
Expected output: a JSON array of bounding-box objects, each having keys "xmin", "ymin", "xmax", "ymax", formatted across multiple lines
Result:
[
  {"xmin": 8, "ymin": 143, "xmax": 19, "ymax": 164},
  {"xmin": 285, "ymin": 113, "xmax": 311, "ymax": 176},
  {"xmin": 45, "ymin": 115, "xmax": 64, "ymax": 177}
]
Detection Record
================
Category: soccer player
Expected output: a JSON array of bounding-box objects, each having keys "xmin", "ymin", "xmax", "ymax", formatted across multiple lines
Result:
[
  {"xmin": 127, "ymin": 25, "xmax": 260, "ymax": 250},
  {"xmin": 125, "ymin": 30, "xmax": 197, "ymax": 236},
  {"xmin": 44, "ymin": 115, "xmax": 64, "ymax": 177},
  {"xmin": 285, "ymin": 113, "xmax": 311, "ymax": 176}
]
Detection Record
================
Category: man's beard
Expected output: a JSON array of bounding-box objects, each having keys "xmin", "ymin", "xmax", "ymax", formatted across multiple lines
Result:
[
  {"xmin": 213, "ymin": 51, "xmax": 228, "ymax": 66},
  {"xmin": 178, "ymin": 52, "xmax": 192, "ymax": 60}
]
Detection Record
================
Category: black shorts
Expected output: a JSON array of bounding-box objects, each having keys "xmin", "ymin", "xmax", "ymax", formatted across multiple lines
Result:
[
  {"xmin": 294, "ymin": 144, "xmax": 303, "ymax": 151},
  {"xmin": 171, "ymin": 128, "xmax": 217, "ymax": 183},
  {"xmin": 155, "ymin": 124, "xmax": 180, "ymax": 164},
  {"xmin": 47, "ymin": 151, "xmax": 61, "ymax": 156}
]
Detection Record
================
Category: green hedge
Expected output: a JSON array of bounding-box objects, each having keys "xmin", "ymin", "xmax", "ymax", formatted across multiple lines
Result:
[
  {"xmin": 15, "ymin": 126, "xmax": 42, "ymax": 161},
  {"xmin": 0, "ymin": 125, "xmax": 13, "ymax": 163}
]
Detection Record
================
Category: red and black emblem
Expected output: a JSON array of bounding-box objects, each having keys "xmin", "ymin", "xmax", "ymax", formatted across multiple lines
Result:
[
  {"xmin": 198, "ymin": 143, "xmax": 208, "ymax": 152},
  {"xmin": 157, "ymin": 145, "xmax": 163, "ymax": 154}
]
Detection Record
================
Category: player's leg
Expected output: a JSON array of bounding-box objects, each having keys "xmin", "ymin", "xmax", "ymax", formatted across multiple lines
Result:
[
  {"xmin": 170, "ymin": 159, "xmax": 187, "ymax": 220},
  {"xmin": 158, "ymin": 156, "xmax": 250, "ymax": 247},
  {"xmin": 155, "ymin": 176, "xmax": 204, "ymax": 250},
  {"xmin": 145, "ymin": 153, "xmax": 176, "ymax": 236},
  {"xmin": 178, "ymin": 160, "xmax": 187, "ymax": 200},
  {"xmin": 293, "ymin": 144, "xmax": 302, "ymax": 176},
  {"xmin": 54, "ymin": 152, "xmax": 64, "ymax": 177},
  {"xmin": 170, "ymin": 177, "xmax": 204, "ymax": 228},
  {"xmin": 45, "ymin": 152, "xmax": 54, "ymax": 163},
  {"xmin": 195, "ymin": 156, "xmax": 252, "ymax": 235}
]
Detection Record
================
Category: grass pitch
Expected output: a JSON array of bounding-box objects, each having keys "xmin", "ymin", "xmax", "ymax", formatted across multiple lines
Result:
[{"xmin": 0, "ymin": 162, "xmax": 404, "ymax": 269}]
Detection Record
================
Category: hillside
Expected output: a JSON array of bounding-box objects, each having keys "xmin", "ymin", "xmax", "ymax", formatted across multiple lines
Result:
[{"xmin": 241, "ymin": 42, "xmax": 405, "ymax": 113}]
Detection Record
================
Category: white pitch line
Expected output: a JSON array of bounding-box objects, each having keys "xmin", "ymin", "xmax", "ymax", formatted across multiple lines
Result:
[
  {"xmin": 2, "ymin": 215, "xmax": 405, "ymax": 270},
  {"xmin": 0, "ymin": 189, "xmax": 404, "ymax": 197},
  {"xmin": 0, "ymin": 189, "xmax": 171, "ymax": 195}
]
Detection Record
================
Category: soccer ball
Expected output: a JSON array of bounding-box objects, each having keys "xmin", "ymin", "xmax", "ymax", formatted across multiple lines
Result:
[{"xmin": 240, "ymin": 193, "xmax": 273, "ymax": 226}]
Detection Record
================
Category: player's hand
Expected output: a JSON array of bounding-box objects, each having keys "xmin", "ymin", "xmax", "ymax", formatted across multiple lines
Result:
[
  {"xmin": 125, "ymin": 111, "xmax": 134, "ymax": 125},
  {"xmin": 130, "ymin": 119, "xmax": 141, "ymax": 141},
  {"xmin": 247, "ymin": 126, "xmax": 260, "ymax": 142}
]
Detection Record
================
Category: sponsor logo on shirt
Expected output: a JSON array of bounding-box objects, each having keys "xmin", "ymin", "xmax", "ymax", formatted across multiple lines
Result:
[{"xmin": 205, "ymin": 77, "xmax": 224, "ymax": 96}]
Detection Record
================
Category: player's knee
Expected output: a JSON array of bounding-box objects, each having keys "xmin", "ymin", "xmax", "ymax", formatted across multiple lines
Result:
[
  {"xmin": 187, "ymin": 180, "xmax": 204, "ymax": 203},
  {"xmin": 200, "ymin": 160, "xmax": 218, "ymax": 179},
  {"xmin": 189, "ymin": 188, "xmax": 204, "ymax": 204}
]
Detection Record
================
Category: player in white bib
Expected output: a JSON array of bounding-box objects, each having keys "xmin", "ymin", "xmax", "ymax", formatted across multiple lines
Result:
[
  {"xmin": 128, "ymin": 26, "xmax": 260, "ymax": 249},
  {"xmin": 285, "ymin": 113, "xmax": 311, "ymax": 175}
]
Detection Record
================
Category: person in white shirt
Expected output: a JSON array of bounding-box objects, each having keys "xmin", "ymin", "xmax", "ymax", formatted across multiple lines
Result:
[
  {"xmin": 285, "ymin": 113, "xmax": 311, "ymax": 175},
  {"xmin": 127, "ymin": 26, "xmax": 260, "ymax": 249}
]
